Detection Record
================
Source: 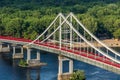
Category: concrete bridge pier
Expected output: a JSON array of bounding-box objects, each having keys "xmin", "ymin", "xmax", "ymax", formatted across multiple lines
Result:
[
  {"xmin": 26, "ymin": 48, "xmax": 41, "ymax": 63},
  {"xmin": 27, "ymin": 49, "xmax": 46, "ymax": 67},
  {"xmin": 27, "ymin": 48, "xmax": 31, "ymax": 64},
  {"xmin": 0, "ymin": 42, "xmax": 2, "ymax": 52},
  {"xmin": 12, "ymin": 45, "xmax": 23, "ymax": 59},
  {"xmin": 0, "ymin": 42, "xmax": 10, "ymax": 53},
  {"xmin": 36, "ymin": 50, "xmax": 40, "ymax": 60},
  {"xmin": 58, "ymin": 55, "xmax": 73, "ymax": 80}
]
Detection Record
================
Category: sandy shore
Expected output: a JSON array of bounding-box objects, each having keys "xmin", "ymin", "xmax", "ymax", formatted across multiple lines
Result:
[
  {"xmin": 102, "ymin": 39, "xmax": 120, "ymax": 47},
  {"xmin": 73, "ymin": 39, "xmax": 120, "ymax": 48}
]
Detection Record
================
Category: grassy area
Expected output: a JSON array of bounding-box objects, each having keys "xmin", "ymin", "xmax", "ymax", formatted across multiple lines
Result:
[{"xmin": 19, "ymin": 59, "xmax": 28, "ymax": 67}]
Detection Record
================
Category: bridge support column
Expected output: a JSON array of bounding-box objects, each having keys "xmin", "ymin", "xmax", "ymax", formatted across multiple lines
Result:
[
  {"xmin": 0, "ymin": 42, "xmax": 2, "ymax": 52},
  {"xmin": 27, "ymin": 48, "xmax": 31, "ymax": 64},
  {"xmin": 37, "ymin": 50, "xmax": 40, "ymax": 60},
  {"xmin": 13, "ymin": 46, "xmax": 15, "ymax": 55},
  {"xmin": 12, "ymin": 45, "xmax": 24, "ymax": 59},
  {"xmin": 58, "ymin": 56, "xmax": 63, "ymax": 75},
  {"xmin": 26, "ymin": 49, "xmax": 46, "ymax": 67},
  {"xmin": 69, "ymin": 59, "xmax": 73, "ymax": 74},
  {"xmin": 58, "ymin": 55, "xmax": 73, "ymax": 80},
  {"xmin": 7, "ymin": 44, "xmax": 10, "ymax": 49},
  {"xmin": 21, "ymin": 47, "xmax": 23, "ymax": 54}
]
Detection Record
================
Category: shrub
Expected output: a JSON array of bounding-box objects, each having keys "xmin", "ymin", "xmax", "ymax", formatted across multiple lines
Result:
[{"xmin": 70, "ymin": 70, "xmax": 86, "ymax": 80}]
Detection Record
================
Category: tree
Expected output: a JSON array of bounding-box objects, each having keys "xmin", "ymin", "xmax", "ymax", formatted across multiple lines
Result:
[
  {"xmin": 23, "ymin": 26, "xmax": 38, "ymax": 40},
  {"xmin": 102, "ymin": 15, "xmax": 118, "ymax": 38},
  {"xmin": 70, "ymin": 70, "xmax": 85, "ymax": 80},
  {"xmin": 113, "ymin": 28, "xmax": 120, "ymax": 40},
  {"xmin": 80, "ymin": 14, "xmax": 98, "ymax": 39},
  {"xmin": 113, "ymin": 19, "xmax": 120, "ymax": 29},
  {"xmin": 0, "ymin": 25, "xmax": 4, "ymax": 35},
  {"xmin": 72, "ymin": 5, "xmax": 87, "ymax": 14},
  {"xmin": 0, "ymin": 19, "xmax": 5, "ymax": 35},
  {"xmin": 81, "ymin": 14, "xmax": 98, "ymax": 34},
  {"xmin": 5, "ymin": 18, "xmax": 24, "ymax": 37},
  {"xmin": 0, "ymin": 0, "xmax": 120, "ymax": 40}
]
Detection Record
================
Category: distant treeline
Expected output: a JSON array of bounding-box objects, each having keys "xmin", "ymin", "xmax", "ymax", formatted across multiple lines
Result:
[{"xmin": 0, "ymin": 0, "xmax": 120, "ymax": 40}]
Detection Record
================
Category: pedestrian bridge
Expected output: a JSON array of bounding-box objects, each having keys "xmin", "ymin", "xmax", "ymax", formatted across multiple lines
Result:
[{"xmin": 0, "ymin": 13, "xmax": 120, "ymax": 79}]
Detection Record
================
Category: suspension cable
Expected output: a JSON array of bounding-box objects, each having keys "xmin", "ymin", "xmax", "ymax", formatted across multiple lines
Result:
[
  {"xmin": 61, "ymin": 14, "xmax": 120, "ymax": 64},
  {"xmin": 70, "ymin": 13, "xmax": 120, "ymax": 58},
  {"xmin": 25, "ymin": 13, "xmax": 62, "ymax": 46},
  {"xmin": 41, "ymin": 14, "xmax": 71, "ymax": 43}
]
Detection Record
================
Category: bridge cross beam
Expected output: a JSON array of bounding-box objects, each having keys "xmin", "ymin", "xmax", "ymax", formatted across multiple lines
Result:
[
  {"xmin": 13, "ymin": 46, "xmax": 23, "ymax": 55},
  {"xmin": 12, "ymin": 45, "xmax": 23, "ymax": 59}
]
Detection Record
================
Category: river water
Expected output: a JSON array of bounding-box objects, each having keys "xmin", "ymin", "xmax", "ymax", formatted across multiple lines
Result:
[{"xmin": 0, "ymin": 47, "xmax": 120, "ymax": 80}]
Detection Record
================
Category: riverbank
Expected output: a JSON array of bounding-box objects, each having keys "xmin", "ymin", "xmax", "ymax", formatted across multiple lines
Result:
[
  {"xmin": 73, "ymin": 39, "xmax": 120, "ymax": 48},
  {"xmin": 102, "ymin": 39, "xmax": 120, "ymax": 47}
]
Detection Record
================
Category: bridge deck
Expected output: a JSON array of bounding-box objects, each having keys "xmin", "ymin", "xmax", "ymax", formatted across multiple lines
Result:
[
  {"xmin": 38, "ymin": 42, "xmax": 120, "ymax": 68},
  {"xmin": 0, "ymin": 36, "xmax": 120, "ymax": 74}
]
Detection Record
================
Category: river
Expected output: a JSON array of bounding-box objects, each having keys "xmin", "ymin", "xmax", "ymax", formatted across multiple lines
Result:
[{"xmin": 0, "ymin": 47, "xmax": 120, "ymax": 80}]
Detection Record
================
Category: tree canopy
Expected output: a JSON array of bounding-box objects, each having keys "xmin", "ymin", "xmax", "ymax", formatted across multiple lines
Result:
[
  {"xmin": 70, "ymin": 70, "xmax": 85, "ymax": 80},
  {"xmin": 0, "ymin": 0, "xmax": 120, "ymax": 39}
]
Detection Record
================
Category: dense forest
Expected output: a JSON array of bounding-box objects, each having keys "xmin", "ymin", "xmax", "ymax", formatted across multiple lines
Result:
[{"xmin": 0, "ymin": 0, "xmax": 120, "ymax": 40}]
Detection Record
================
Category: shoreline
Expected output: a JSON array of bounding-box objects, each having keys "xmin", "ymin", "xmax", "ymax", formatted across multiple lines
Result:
[
  {"xmin": 73, "ymin": 39, "xmax": 120, "ymax": 48},
  {"xmin": 101, "ymin": 39, "xmax": 120, "ymax": 47}
]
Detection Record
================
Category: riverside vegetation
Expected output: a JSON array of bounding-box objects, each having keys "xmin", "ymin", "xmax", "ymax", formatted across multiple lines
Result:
[
  {"xmin": 19, "ymin": 59, "xmax": 28, "ymax": 67},
  {"xmin": 0, "ymin": 0, "xmax": 120, "ymax": 40},
  {"xmin": 1, "ymin": 1, "xmax": 120, "ymax": 79},
  {"xmin": 70, "ymin": 70, "xmax": 85, "ymax": 80}
]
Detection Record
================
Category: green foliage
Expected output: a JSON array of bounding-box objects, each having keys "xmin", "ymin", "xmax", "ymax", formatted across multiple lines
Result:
[
  {"xmin": 0, "ymin": 0, "xmax": 120, "ymax": 39},
  {"xmin": 81, "ymin": 14, "xmax": 98, "ymax": 34},
  {"xmin": 0, "ymin": 19, "xmax": 4, "ymax": 35},
  {"xmin": 5, "ymin": 18, "xmax": 23, "ymax": 37},
  {"xmin": 71, "ymin": 5, "xmax": 87, "ymax": 13},
  {"xmin": 113, "ymin": 29, "xmax": 120, "ymax": 40},
  {"xmin": 70, "ymin": 70, "xmax": 85, "ymax": 80},
  {"xmin": 19, "ymin": 59, "xmax": 28, "ymax": 67}
]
